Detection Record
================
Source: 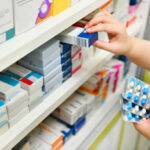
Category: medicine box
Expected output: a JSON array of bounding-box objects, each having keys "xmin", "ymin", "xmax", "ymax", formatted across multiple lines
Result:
[
  {"xmin": 63, "ymin": 72, "xmax": 72, "ymax": 83},
  {"xmin": 0, "ymin": 120, "xmax": 9, "ymax": 136},
  {"xmin": 9, "ymin": 107, "xmax": 29, "ymax": 127},
  {"xmin": 8, "ymin": 102, "xmax": 28, "ymax": 120},
  {"xmin": 53, "ymin": 93, "xmax": 86, "ymax": 125},
  {"xmin": 14, "ymin": 0, "xmax": 53, "ymax": 35},
  {"xmin": 0, "ymin": 100, "xmax": 7, "ymax": 116},
  {"xmin": 18, "ymin": 56, "xmax": 61, "ymax": 76},
  {"xmin": 69, "ymin": 115, "xmax": 86, "ymax": 135},
  {"xmin": 44, "ymin": 72, "xmax": 63, "ymax": 93},
  {"xmin": 106, "ymin": 59, "xmax": 124, "ymax": 92},
  {"xmin": 0, "ymin": 112, "xmax": 8, "ymax": 123},
  {"xmin": 29, "ymin": 89, "xmax": 43, "ymax": 104},
  {"xmin": 52, "ymin": 0, "xmax": 70, "ymax": 16},
  {"xmin": 72, "ymin": 49, "xmax": 82, "ymax": 74},
  {"xmin": 61, "ymin": 50, "xmax": 71, "ymax": 64},
  {"xmin": 22, "ymin": 48, "xmax": 61, "ymax": 67},
  {"xmin": 6, "ymin": 89, "xmax": 28, "ymax": 115},
  {"xmin": 60, "ymin": 43, "xmax": 72, "ymax": 55},
  {"xmin": 76, "ymin": 90, "xmax": 96, "ymax": 113},
  {"xmin": 0, "ymin": 0, "xmax": 14, "ymax": 44},
  {"xmin": 62, "ymin": 58, "xmax": 72, "ymax": 71},
  {"xmin": 28, "ymin": 38, "xmax": 60, "ymax": 60},
  {"xmin": 0, "ymin": 101, "xmax": 8, "ymax": 134},
  {"xmin": 57, "ymin": 26, "xmax": 98, "ymax": 47},
  {"xmin": 0, "ymin": 74, "xmax": 21, "ymax": 100},
  {"xmin": 5, "ymin": 64, "xmax": 43, "ymax": 95},
  {"xmin": 71, "ymin": 45, "xmax": 82, "ymax": 58},
  {"xmin": 29, "ymin": 134, "xmax": 50, "ymax": 150},
  {"xmin": 44, "ymin": 64, "xmax": 62, "ymax": 84},
  {"xmin": 63, "ymin": 66, "xmax": 72, "ymax": 78},
  {"xmin": 32, "ymin": 124, "xmax": 63, "ymax": 149},
  {"xmin": 43, "ymin": 117, "xmax": 72, "ymax": 142}
]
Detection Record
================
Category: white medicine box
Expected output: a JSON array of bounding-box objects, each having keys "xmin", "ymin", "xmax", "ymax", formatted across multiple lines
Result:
[
  {"xmin": 0, "ymin": 0, "xmax": 14, "ymax": 44},
  {"xmin": 13, "ymin": 0, "xmax": 53, "ymax": 35}
]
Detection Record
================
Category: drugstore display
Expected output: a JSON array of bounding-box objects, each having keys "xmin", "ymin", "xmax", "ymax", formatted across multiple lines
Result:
[
  {"xmin": 12, "ymin": 56, "xmax": 128, "ymax": 150},
  {"xmin": 0, "ymin": 0, "xmax": 149, "ymax": 150}
]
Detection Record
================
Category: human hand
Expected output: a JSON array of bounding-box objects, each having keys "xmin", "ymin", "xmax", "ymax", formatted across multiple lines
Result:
[
  {"xmin": 85, "ymin": 11, "xmax": 132, "ymax": 55},
  {"xmin": 134, "ymin": 119, "xmax": 150, "ymax": 140}
]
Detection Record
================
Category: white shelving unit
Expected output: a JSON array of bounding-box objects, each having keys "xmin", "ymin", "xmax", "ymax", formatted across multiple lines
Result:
[
  {"xmin": 0, "ymin": 51, "xmax": 114, "ymax": 150},
  {"xmin": 0, "ymin": 0, "xmax": 108, "ymax": 72},
  {"xmin": 63, "ymin": 79, "xmax": 125, "ymax": 150},
  {"xmin": 0, "ymin": 0, "xmax": 148, "ymax": 149}
]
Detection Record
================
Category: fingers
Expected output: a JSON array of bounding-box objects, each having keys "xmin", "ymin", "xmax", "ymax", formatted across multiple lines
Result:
[
  {"xmin": 86, "ymin": 23, "xmax": 118, "ymax": 34},
  {"xmin": 94, "ymin": 40, "xmax": 116, "ymax": 53},
  {"xmin": 85, "ymin": 11, "xmax": 115, "ymax": 29},
  {"xmin": 133, "ymin": 119, "xmax": 150, "ymax": 140}
]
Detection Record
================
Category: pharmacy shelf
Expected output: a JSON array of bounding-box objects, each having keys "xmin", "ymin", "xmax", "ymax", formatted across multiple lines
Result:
[
  {"xmin": 0, "ymin": 51, "xmax": 114, "ymax": 150},
  {"xmin": 63, "ymin": 79, "xmax": 126, "ymax": 150},
  {"xmin": 0, "ymin": 0, "xmax": 108, "ymax": 72}
]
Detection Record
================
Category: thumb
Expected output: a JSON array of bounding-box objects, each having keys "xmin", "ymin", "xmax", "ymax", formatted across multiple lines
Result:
[
  {"xmin": 133, "ymin": 119, "xmax": 150, "ymax": 140},
  {"xmin": 94, "ymin": 40, "xmax": 117, "ymax": 54}
]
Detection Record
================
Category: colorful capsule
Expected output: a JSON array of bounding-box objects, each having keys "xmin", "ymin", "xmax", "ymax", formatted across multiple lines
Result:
[
  {"xmin": 129, "ymin": 77, "xmax": 135, "ymax": 88},
  {"xmin": 142, "ymin": 108, "xmax": 146, "ymax": 115},
  {"xmin": 147, "ymin": 112, "xmax": 150, "ymax": 118},
  {"xmin": 133, "ymin": 95, "xmax": 139, "ymax": 103},
  {"xmin": 126, "ymin": 102, "xmax": 133, "ymax": 110},
  {"xmin": 140, "ymin": 98, "xmax": 147, "ymax": 106},
  {"xmin": 126, "ymin": 92, "xmax": 132, "ymax": 99},
  {"xmin": 142, "ymin": 85, "xmax": 148, "ymax": 95},
  {"xmin": 136, "ymin": 81, "xmax": 142, "ymax": 91},
  {"xmin": 127, "ymin": 113, "xmax": 133, "ymax": 120},
  {"xmin": 134, "ymin": 115, "xmax": 140, "ymax": 121},
  {"xmin": 134, "ymin": 105, "xmax": 139, "ymax": 112}
]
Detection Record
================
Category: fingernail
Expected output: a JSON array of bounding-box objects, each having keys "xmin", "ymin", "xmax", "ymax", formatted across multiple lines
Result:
[
  {"xmin": 86, "ymin": 28, "xmax": 91, "ymax": 32},
  {"xmin": 85, "ymin": 24, "xmax": 89, "ymax": 29}
]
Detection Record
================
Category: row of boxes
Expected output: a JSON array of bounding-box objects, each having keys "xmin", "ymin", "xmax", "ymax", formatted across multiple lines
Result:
[
  {"xmin": 0, "ymin": 63, "xmax": 44, "ymax": 135},
  {"xmin": 0, "ymin": 73, "xmax": 29, "ymax": 134},
  {"xmin": 0, "ymin": 0, "xmax": 81, "ymax": 44},
  {"xmin": 3, "ymin": 64, "xmax": 43, "ymax": 108}
]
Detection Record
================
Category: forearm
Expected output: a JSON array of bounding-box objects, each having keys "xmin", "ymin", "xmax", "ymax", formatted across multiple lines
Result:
[{"xmin": 126, "ymin": 37, "xmax": 150, "ymax": 70}]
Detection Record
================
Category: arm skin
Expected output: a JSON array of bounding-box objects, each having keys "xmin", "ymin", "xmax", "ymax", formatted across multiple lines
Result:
[
  {"xmin": 85, "ymin": 11, "xmax": 150, "ymax": 140},
  {"xmin": 127, "ymin": 37, "xmax": 150, "ymax": 70}
]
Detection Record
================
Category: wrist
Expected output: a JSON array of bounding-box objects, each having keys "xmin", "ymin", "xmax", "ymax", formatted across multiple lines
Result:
[{"xmin": 125, "ymin": 36, "xmax": 135, "ymax": 58}]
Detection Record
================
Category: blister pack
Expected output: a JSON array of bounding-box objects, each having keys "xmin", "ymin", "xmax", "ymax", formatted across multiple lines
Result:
[{"xmin": 121, "ymin": 77, "xmax": 150, "ymax": 122}]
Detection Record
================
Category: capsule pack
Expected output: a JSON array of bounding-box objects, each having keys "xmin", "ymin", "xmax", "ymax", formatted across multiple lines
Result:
[{"xmin": 121, "ymin": 77, "xmax": 150, "ymax": 122}]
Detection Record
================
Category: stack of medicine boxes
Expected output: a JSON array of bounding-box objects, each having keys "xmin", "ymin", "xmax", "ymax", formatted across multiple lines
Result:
[
  {"xmin": 18, "ymin": 38, "xmax": 69, "ymax": 93},
  {"xmin": 0, "ymin": 100, "xmax": 8, "ymax": 135},
  {"xmin": 0, "ymin": 73, "xmax": 29, "ymax": 128},
  {"xmin": 3, "ymin": 64, "xmax": 43, "ymax": 109},
  {"xmin": 61, "ymin": 42, "xmax": 82, "ymax": 80},
  {"xmin": 60, "ymin": 42, "xmax": 72, "ymax": 82}
]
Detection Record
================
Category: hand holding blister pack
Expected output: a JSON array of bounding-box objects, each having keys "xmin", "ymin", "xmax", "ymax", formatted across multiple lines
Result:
[{"xmin": 121, "ymin": 77, "xmax": 150, "ymax": 122}]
